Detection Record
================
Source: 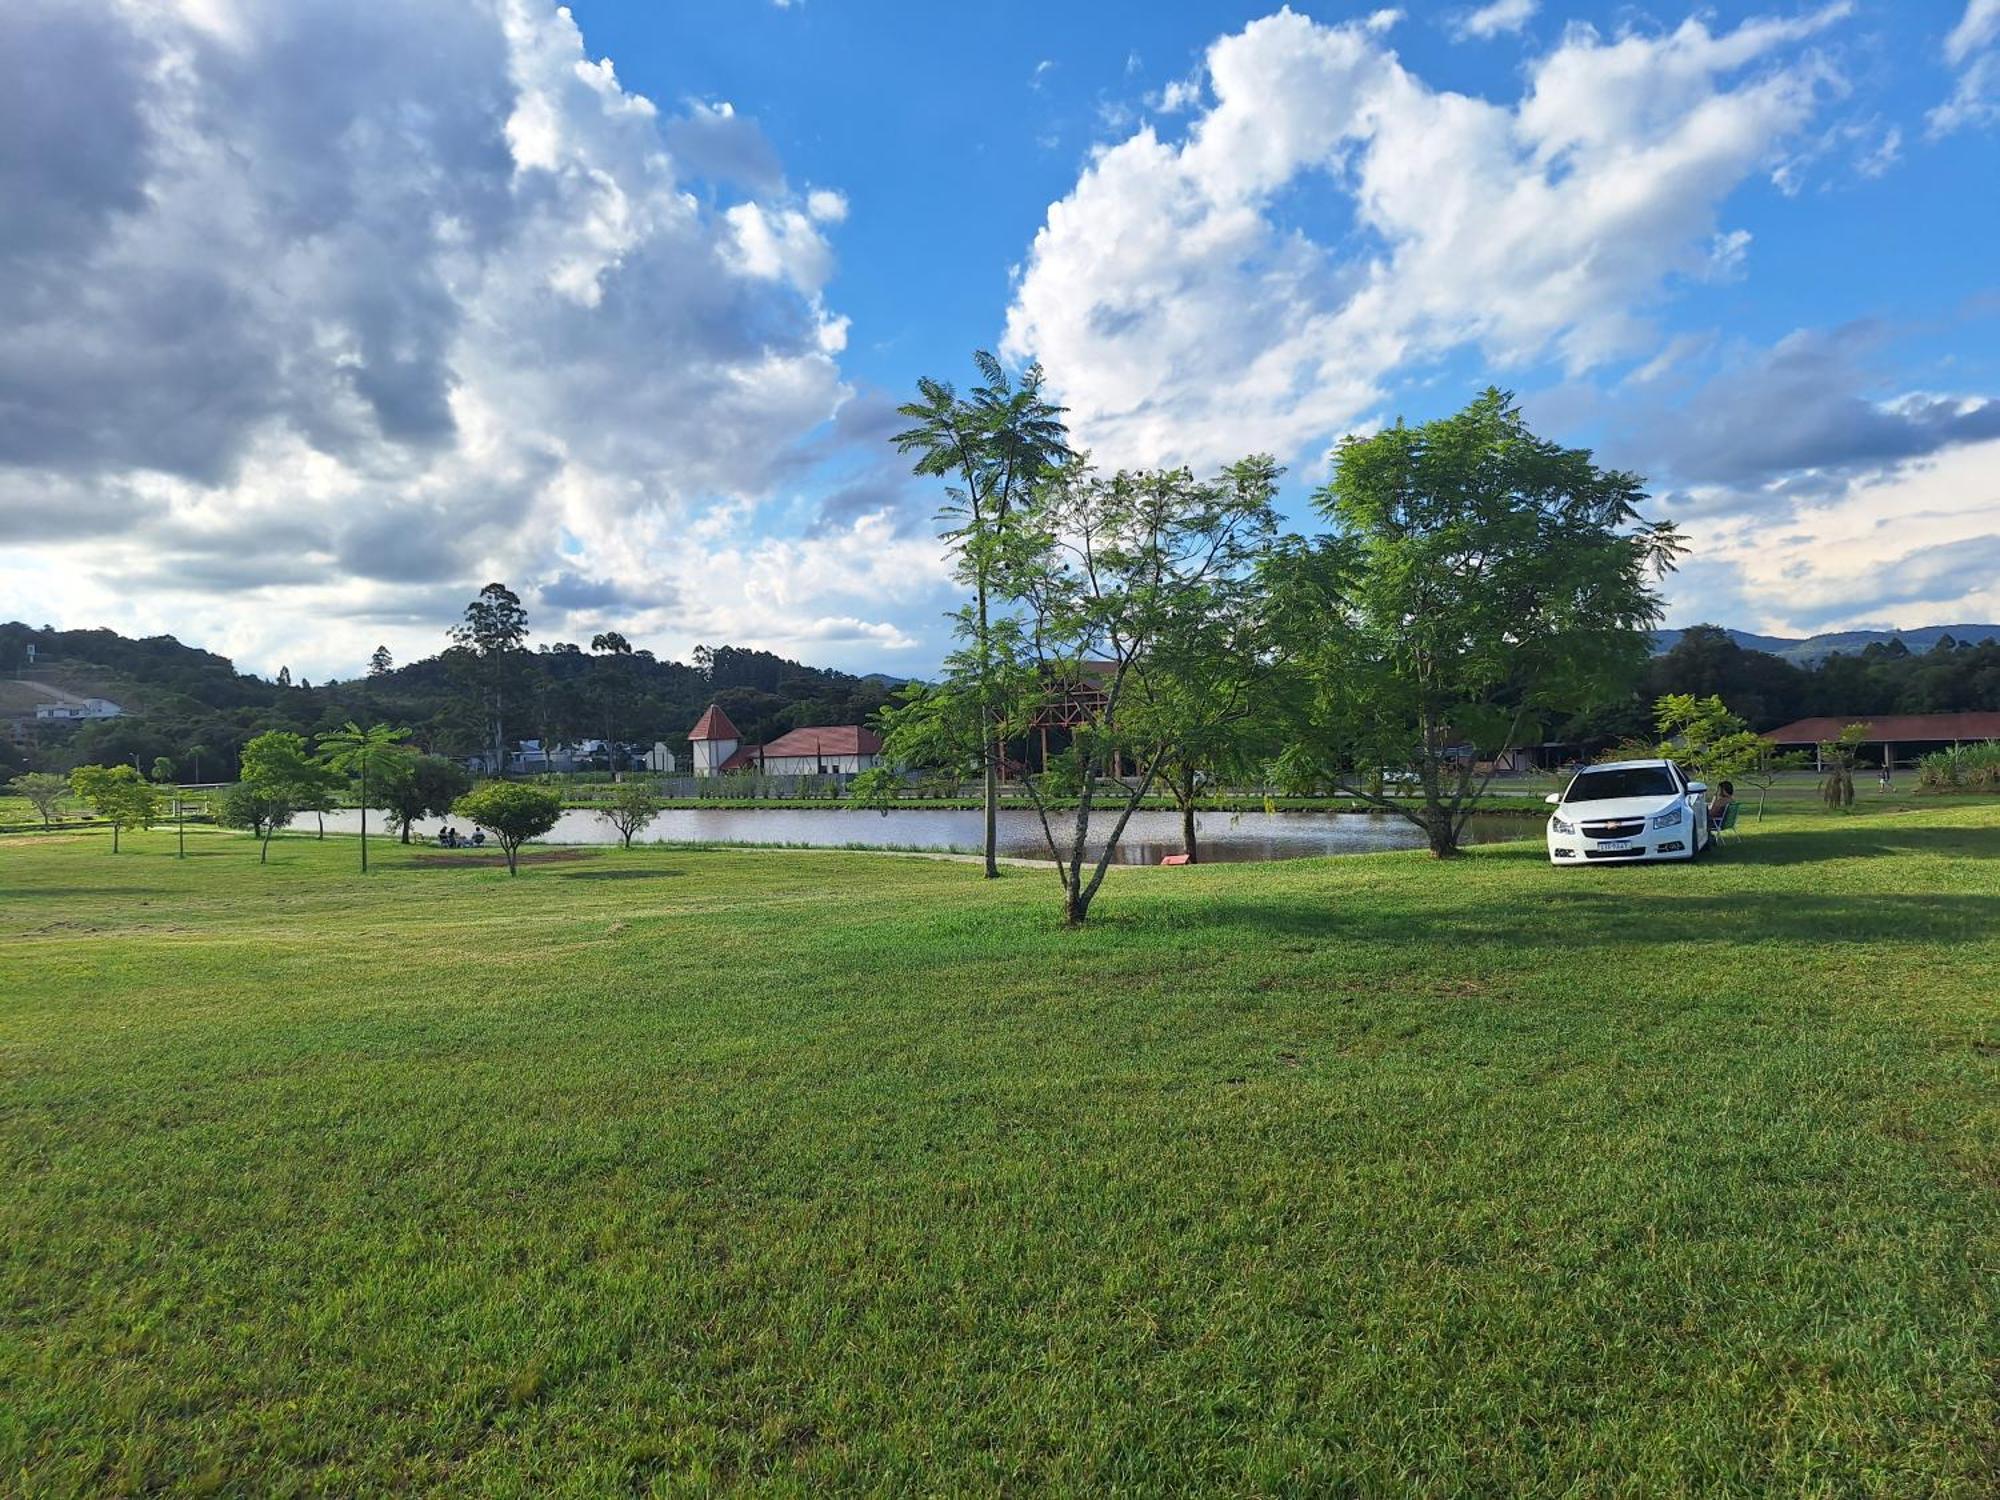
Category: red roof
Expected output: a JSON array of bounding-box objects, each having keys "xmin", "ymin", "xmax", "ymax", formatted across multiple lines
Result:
[
  {"xmin": 756, "ymin": 725, "xmax": 882, "ymax": 759},
  {"xmin": 688, "ymin": 703, "xmax": 740, "ymax": 741},
  {"xmin": 711, "ymin": 724, "xmax": 882, "ymax": 772},
  {"xmin": 1764, "ymin": 712, "xmax": 2000, "ymax": 743}
]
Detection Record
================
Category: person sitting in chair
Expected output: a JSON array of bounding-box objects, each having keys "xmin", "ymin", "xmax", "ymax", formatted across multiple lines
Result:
[{"xmin": 1707, "ymin": 780, "xmax": 1736, "ymax": 831}]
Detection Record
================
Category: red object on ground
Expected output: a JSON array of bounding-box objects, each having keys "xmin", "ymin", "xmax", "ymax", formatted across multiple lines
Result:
[{"xmin": 1159, "ymin": 854, "xmax": 1191, "ymax": 866}]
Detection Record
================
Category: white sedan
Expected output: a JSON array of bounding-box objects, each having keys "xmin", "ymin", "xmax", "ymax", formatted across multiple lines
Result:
[{"xmin": 1545, "ymin": 758, "xmax": 1711, "ymax": 865}]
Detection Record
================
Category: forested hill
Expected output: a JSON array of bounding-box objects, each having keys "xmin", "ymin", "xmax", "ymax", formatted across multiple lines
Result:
[
  {"xmin": 1652, "ymin": 623, "xmax": 2000, "ymax": 664},
  {"xmin": 0, "ymin": 621, "xmax": 900, "ymax": 780}
]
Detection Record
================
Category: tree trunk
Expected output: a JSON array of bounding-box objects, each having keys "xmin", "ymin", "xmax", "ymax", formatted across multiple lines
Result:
[
  {"xmin": 1182, "ymin": 798, "xmax": 1198, "ymax": 864},
  {"xmin": 1063, "ymin": 882, "xmax": 1087, "ymax": 926},
  {"xmin": 1425, "ymin": 813, "xmax": 1459, "ymax": 859},
  {"xmin": 261, "ymin": 833, "xmax": 271, "ymax": 864},
  {"xmin": 317, "ymin": 812, "xmax": 325, "ymax": 839},
  {"xmin": 400, "ymin": 823, "xmax": 411, "ymax": 844}
]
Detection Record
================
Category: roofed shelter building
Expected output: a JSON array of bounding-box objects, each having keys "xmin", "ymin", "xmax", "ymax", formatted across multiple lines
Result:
[
  {"xmin": 1763, "ymin": 712, "xmax": 2000, "ymax": 770},
  {"xmin": 687, "ymin": 703, "xmax": 884, "ymax": 778}
]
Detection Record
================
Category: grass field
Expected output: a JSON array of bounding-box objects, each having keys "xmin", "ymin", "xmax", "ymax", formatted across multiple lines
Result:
[{"xmin": 2, "ymin": 806, "xmax": 1996, "ymax": 1494}]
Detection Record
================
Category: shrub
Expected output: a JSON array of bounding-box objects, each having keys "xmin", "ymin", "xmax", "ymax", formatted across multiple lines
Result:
[{"xmin": 1915, "ymin": 742, "xmax": 2000, "ymax": 793}]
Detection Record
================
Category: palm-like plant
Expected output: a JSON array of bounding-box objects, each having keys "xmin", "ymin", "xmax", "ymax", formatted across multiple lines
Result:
[{"xmin": 317, "ymin": 721, "xmax": 411, "ymax": 872}]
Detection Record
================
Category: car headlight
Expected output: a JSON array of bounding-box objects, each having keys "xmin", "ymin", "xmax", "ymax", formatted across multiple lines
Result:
[
  {"xmin": 1551, "ymin": 815, "xmax": 1575, "ymax": 834},
  {"xmin": 1651, "ymin": 806, "xmax": 1683, "ymax": 830}
]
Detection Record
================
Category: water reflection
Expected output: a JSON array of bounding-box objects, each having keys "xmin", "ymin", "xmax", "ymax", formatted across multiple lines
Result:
[{"xmin": 317, "ymin": 804, "xmax": 1534, "ymax": 865}]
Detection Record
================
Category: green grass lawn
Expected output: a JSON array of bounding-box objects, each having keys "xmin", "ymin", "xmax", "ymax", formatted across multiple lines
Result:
[{"xmin": 2, "ymin": 807, "xmax": 1995, "ymax": 1495}]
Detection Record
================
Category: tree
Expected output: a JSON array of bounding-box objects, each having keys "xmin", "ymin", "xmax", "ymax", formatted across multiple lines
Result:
[
  {"xmin": 603, "ymin": 781, "xmax": 663, "ymax": 848},
  {"xmin": 380, "ymin": 755, "xmax": 474, "ymax": 843},
  {"xmin": 452, "ymin": 783, "xmax": 563, "ymax": 874},
  {"xmin": 187, "ymin": 744, "xmax": 211, "ymax": 784},
  {"xmin": 67, "ymin": 765, "xmax": 158, "ymax": 852},
  {"xmin": 1650, "ymin": 694, "xmax": 1766, "ymax": 786},
  {"xmin": 882, "ymin": 457, "xmax": 1279, "ymax": 925},
  {"xmin": 895, "ymin": 351, "xmax": 1072, "ymax": 878},
  {"xmin": 1741, "ymin": 740, "xmax": 1810, "ymax": 822},
  {"xmin": 1818, "ymin": 723, "xmax": 1870, "ymax": 810},
  {"xmin": 1268, "ymin": 389, "xmax": 1683, "ymax": 858},
  {"xmin": 590, "ymin": 631, "xmax": 635, "ymax": 772},
  {"xmin": 219, "ymin": 781, "xmax": 296, "ymax": 863},
  {"xmin": 448, "ymin": 584, "xmax": 530, "ymax": 777},
  {"xmin": 150, "ymin": 756, "xmax": 177, "ymax": 784},
  {"xmin": 9, "ymin": 772, "xmax": 67, "ymax": 829},
  {"xmin": 368, "ymin": 645, "xmax": 394, "ymax": 678},
  {"xmin": 317, "ymin": 722, "xmax": 412, "ymax": 872},
  {"xmin": 239, "ymin": 731, "xmax": 339, "ymax": 847},
  {"xmin": 276, "ymin": 666, "xmax": 292, "ymax": 688}
]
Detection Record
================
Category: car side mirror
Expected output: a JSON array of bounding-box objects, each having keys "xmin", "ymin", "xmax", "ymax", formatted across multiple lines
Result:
[
  {"xmin": 1543, "ymin": 792, "xmax": 1562, "ymax": 806},
  {"xmin": 1686, "ymin": 781, "xmax": 1707, "ymax": 794}
]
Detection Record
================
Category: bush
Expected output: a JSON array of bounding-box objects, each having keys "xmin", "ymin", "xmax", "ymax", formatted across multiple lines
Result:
[{"xmin": 1915, "ymin": 742, "xmax": 2000, "ymax": 793}]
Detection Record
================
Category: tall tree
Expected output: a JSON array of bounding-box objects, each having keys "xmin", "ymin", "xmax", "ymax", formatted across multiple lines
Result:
[
  {"xmin": 317, "ymin": 722, "xmax": 412, "ymax": 872},
  {"xmin": 448, "ymin": 583, "xmax": 530, "ymax": 776},
  {"xmin": 368, "ymin": 645, "xmax": 394, "ymax": 678},
  {"xmin": 590, "ymin": 631, "xmax": 635, "ymax": 772},
  {"xmin": 1269, "ymin": 389, "xmax": 1683, "ymax": 857},
  {"xmin": 894, "ymin": 351, "xmax": 1071, "ymax": 877}
]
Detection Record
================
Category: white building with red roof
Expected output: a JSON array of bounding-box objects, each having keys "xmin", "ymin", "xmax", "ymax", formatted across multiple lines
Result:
[{"xmin": 687, "ymin": 703, "xmax": 884, "ymax": 778}]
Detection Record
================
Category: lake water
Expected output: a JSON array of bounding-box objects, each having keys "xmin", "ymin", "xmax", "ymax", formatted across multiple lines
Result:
[{"xmin": 314, "ymin": 805, "xmax": 1534, "ymax": 865}]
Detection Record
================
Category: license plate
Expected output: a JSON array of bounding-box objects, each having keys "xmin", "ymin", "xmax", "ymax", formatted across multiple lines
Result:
[{"xmin": 1596, "ymin": 841, "xmax": 1632, "ymax": 851}]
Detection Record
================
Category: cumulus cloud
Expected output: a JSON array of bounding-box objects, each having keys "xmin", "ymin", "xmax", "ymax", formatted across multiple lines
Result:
[
  {"xmin": 1931, "ymin": 0, "xmax": 2000, "ymax": 134},
  {"xmin": 1452, "ymin": 1, "xmax": 1538, "ymax": 43},
  {"xmin": 1004, "ymin": 5, "xmax": 1851, "ymax": 471},
  {"xmin": 0, "ymin": 0, "xmax": 929, "ymax": 676}
]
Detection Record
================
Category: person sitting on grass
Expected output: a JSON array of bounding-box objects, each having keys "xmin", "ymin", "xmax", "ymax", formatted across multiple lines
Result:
[{"xmin": 1707, "ymin": 780, "xmax": 1736, "ymax": 831}]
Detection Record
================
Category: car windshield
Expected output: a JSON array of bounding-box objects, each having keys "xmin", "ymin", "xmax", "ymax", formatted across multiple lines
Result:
[{"xmin": 1564, "ymin": 766, "xmax": 1678, "ymax": 803}]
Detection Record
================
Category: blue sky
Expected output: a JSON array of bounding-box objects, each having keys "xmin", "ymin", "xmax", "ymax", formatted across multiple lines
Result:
[{"xmin": 2, "ymin": 0, "xmax": 1996, "ymax": 678}]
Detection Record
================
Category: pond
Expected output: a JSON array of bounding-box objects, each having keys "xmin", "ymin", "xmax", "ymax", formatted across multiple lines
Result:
[{"xmin": 314, "ymin": 805, "xmax": 1537, "ymax": 865}]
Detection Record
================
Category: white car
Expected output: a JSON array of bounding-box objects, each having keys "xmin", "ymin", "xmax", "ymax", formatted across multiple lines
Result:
[{"xmin": 1545, "ymin": 758, "xmax": 1711, "ymax": 865}]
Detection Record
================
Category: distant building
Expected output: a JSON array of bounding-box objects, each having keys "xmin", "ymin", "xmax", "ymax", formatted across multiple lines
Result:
[
  {"xmin": 687, "ymin": 703, "xmax": 883, "ymax": 777},
  {"xmin": 1763, "ymin": 712, "xmax": 2000, "ymax": 768},
  {"xmin": 35, "ymin": 696, "xmax": 124, "ymax": 721}
]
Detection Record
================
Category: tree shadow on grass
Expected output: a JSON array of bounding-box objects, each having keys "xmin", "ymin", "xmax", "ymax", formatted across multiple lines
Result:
[
  {"xmin": 1716, "ymin": 826, "xmax": 2000, "ymax": 865},
  {"xmin": 1194, "ymin": 889, "xmax": 1996, "ymax": 955}
]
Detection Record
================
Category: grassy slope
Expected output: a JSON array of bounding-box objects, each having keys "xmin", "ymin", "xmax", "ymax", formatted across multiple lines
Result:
[{"xmin": 1, "ymin": 810, "xmax": 1995, "ymax": 1496}]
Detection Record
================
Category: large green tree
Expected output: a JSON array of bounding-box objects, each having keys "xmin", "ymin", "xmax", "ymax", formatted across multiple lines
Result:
[
  {"xmin": 894, "ymin": 351, "xmax": 1071, "ymax": 877},
  {"xmin": 1269, "ymin": 389, "xmax": 1683, "ymax": 858}
]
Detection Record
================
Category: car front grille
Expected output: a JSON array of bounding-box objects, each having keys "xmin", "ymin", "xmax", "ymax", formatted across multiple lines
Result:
[
  {"xmin": 1582, "ymin": 819, "xmax": 1646, "ymax": 840},
  {"xmin": 1584, "ymin": 847, "xmax": 1646, "ymax": 859}
]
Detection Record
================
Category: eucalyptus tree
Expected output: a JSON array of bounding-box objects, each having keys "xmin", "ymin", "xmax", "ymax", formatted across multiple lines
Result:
[
  {"xmin": 1267, "ymin": 389, "xmax": 1683, "ymax": 858},
  {"xmin": 894, "ymin": 351, "xmax": 1071, "ymax": 877},
  {"xmin": 447, "ymin": 583, "xmax": 529, "ymax": 776}
]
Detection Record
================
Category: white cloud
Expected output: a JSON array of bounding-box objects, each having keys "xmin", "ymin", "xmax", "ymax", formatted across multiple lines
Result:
[
  {"xmin": 0, "ymin": 0, "xmax": 916, "ymax": 676},
  {"xmin": 1932, "ymin": 1, "xmax": 2000, "ymax": 133},
  {"xmin": 1674, "ymin": 438, "xmax": 2000, "ymax": 633},
  {"xmin": 1452, "ymin": 0, "xmax": 1538, "ymax": 43},
  {"xmin": 1004, "ymin": 6, "xmax": 1850, "ymax": 471},
  {"xmin": 1945, "ymin": 0, "xmax": 2000, "ymax": 66}
]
